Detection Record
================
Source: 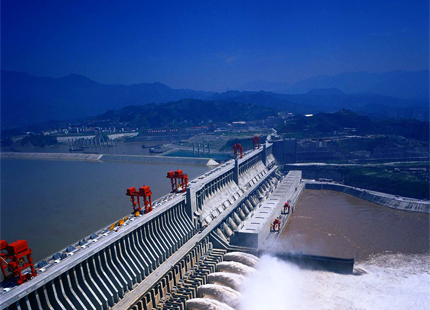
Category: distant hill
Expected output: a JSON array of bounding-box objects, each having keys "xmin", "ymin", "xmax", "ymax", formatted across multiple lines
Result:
[
  {"xmin": 277, "ymin": 109, "xmax": 429, "ymax": 142},
  {"xmin": 2, "ymin": 70, "xmax": 428, "ymax": 130},
  {"xmin": 1, "ymin": 98, "xmax": 278, "ymax": 136},
  {"xmin": 241, "ymin": 70, "xmax": 429, "ymax": 99},
  {"xmin": 209, "ymin": 88, "xmax": 428, "ymax": 120},
  {"xmin": 94, "ymin": 99, "xmax": 277, "ymax": 129},
  {"xmin": 1, "ymin": 70, "xmax": 212, "ymax": 129}
]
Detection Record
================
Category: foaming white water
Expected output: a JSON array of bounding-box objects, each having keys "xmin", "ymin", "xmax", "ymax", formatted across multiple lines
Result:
[
  {"xmin": 186, "ymin": 298, "xmax": 235, "ymax": 310},
  {"xmin": 223, "ymin": 252, "xmax": 259, "ymax": 267},
  {"xmin": 239, "ymin": 255, "xmax": 304, "ymax": 310},
  {"xmin": 198, "ymin": 283, "xmax": 241, "ymax": 308},
  {"xmin": 239, "ymin": 254, "xmax": 430, "ymax": 310},
  {"xmin": 217, "ymin": 261, "xmax": 256, "ymax": 275},
  {"xmin": 208, "ymin": 272, "xmax": 245, "ymax": 290}
]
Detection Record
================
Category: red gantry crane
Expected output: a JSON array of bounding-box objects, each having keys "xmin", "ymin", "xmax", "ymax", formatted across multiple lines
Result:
[
  {"xmin": 126, "ymin": 185, "xmax": 153, "ymax": 216},
  {"xmin": 167, "ymin": 169, "xmax": 188, "ymax": 193},
  {"xmin": 232, "ymin": 143, "xmax": 243, "ymax": 159},
  {"xmin": 0, "ymin": 240, "xmax": 37, "ymax": 285},
  {"xmin": 251, "ymin": 136, "xmax": 260, "ymax": 149}
]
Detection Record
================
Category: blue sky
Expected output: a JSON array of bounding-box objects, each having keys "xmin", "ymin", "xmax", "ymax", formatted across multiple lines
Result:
[{"xmin": 2, "ymin": 0, "xmax": 429, "ymax": 90}]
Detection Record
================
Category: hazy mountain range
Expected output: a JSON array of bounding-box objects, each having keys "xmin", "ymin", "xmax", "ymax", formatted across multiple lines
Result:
[
  {"xmin": 240, "ymin": 70, "xmax": 429, "ymax": 99},
  {"xmin": 1, "ymin": 70, "xmax": 210, "ymax": 129},
  {"xmin": 1, "ymin": 69, "xmax": 428, "ymax": 130},
  {"xmin": 208, "ymin": 88, "xmax": 428, "ymax": 120}
]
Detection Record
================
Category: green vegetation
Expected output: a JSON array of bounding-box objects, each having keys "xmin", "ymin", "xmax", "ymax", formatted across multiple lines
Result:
[
  {"xmin": 284, "ymin": 163, "xmax": 429, "ymax": 199},
  {"xmin": 96, "ymin": 99, "xmax": 277, "ymax": 129},
  {"xmin": 20, "ymin": 135, "xmax": 58, "ymax": 147},
  {"xmin": 344, "ymin": 167, "xmax": 429, "ymax": 200},
  {"xmin": 278, "ymin": 110, "xmax": 429, "ymax": 142}
]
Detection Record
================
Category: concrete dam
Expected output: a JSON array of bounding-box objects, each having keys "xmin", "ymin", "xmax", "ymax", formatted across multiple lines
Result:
[{"xmin": 0, "ymin": 144, "xmax": 353, "ymax": 310}]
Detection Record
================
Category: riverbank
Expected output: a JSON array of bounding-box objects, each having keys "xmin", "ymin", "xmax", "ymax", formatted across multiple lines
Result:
[
  {"xmin": 305, "ymin": 180, "xmax": 430, "ymax": 213},
  {"xmin": 101, "ymin": 154, "xmax": 216, "ymax": 165},
  {"xmin": 0, "ymin": 151, "xmax": 218, "ymax": 165},
  {"xmin": 0, "ymin": 152, "xmax": 102, "ymax": 161}
]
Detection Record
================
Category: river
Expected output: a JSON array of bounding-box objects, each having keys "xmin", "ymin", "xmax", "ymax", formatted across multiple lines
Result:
[
  {"xmin": 249, "ymin": 189, "xmax": 430, "ymax": 310},
  {"xmin": 276, "ymin": 189, "xmax": 429, "ymax": 261}
]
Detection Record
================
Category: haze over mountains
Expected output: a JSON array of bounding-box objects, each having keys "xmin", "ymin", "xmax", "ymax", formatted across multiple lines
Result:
[
  {"xmin": 240, "ymin": 70, "xmax": 429, "ymax": 99},
  {"xmin": 1, "ymin": 69, "xmax": 428, "ymax": 130},
  {"xmin": 1, "ymin": 70, "xmax": 210, "ymax": 129}
]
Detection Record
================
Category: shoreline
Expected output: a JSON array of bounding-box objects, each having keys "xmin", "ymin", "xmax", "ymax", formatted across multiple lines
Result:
[
  {"xmin": 304, "ymin": 180, "xmax": 430, "ymax": 213},
  {"xmin": 0, "ymin": 151, "xmax": 218, "ymax": 165}
]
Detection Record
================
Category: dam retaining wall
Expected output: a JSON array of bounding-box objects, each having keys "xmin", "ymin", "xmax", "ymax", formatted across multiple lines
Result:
[{"xmin": 305, "ymin": 181, "xmax": 430, "ymax": 213}]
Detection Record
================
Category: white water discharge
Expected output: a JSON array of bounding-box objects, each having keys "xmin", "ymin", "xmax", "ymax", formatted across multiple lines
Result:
[
  {"xmin": 239, "ymin": 254, "xmax": 430, "ymax": 310},
  {"xmin": 208, "ymin": 272, "xmax": 245, "ymax": 290},
  {"xmin": 217, "ymin": 261, "xmax": 256, "ymax": 276},
  {"xmin": 223, "ymin": 252, "xmax": 260, "ymax": 267},
  {"xmin": 198, "ymin": 284, "xmax": 241, "ymax": 308},
  {"xmin": 186, "ymin": 298, "xmax": 235, "ymax": 310}
]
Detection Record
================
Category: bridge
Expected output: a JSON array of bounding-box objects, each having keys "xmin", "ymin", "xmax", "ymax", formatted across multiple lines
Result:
[{"xmin": 0, "ymin": 143, "xmax": 352, "ymax": 310}]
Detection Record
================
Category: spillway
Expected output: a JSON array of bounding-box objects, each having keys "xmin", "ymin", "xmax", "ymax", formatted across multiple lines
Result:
[
  {"xmin": 223, "ymin": 252, "xmax": 259, "ymax": 267},
  {"xmin": 197, "ymin": 284, "xmax": 241, "ymax": 308},
  {"xmin": 0, "ymin": 143, "xmax": 352, "ymax": 310},
  {"xmin": 207, "ymin": 273, "xmax": 244, "ymax": 290}
]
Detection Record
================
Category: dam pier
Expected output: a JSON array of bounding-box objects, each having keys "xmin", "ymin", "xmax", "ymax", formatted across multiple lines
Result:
[{"xmin": 0, "ymin": 144, "xmax": 353, "ymax": 310}]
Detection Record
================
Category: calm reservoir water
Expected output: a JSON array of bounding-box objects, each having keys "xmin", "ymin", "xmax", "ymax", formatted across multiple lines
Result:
[
  {"xmin": 1, "ymin": 159, "xmax": 210, "ymax": 261},
  {"xmin": 7, "ymin": 141, "xmax": 158, "ymax": 155},
  {"xmin": 165, "ymin": 150, "xmax": 232, "ymax": 160}
]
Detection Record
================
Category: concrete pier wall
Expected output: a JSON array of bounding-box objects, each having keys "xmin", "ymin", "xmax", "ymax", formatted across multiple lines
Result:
[
  {"xmin": 305, "ymin": 181, "xmax": 430, "ymax": 213},
  {"xmin": 230, "ymin": 171, "xmax": 302, "ymax": 249}
]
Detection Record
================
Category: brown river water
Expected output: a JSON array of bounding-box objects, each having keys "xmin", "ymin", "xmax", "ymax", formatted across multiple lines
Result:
[
  {"xmin": 246, "ymin": 190, "xmax": 430, "ymax": 310},
  {"xmin": 275, "ymin": 189, "xmax": 429, "ymax": 262}
]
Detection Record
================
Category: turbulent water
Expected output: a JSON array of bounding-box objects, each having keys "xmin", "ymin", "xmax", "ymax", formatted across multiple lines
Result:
[
  {"xmin": 195, "ymin": 251, "xmax": 430, "ymax": 310},
  {"xmin": 188, "ymin": 253, "xmax": 259, "ymax": 310},
  {"xmin": 217, "ymin": 261, "xmax": 256, "ymax": 276},
  {"xmin": 212, "ymin": 190, "xmax": 429, "ymax": 309},
  {"xmin": 239, "ymin": 254, "xmax": 430, "ymax": 310},
  {"xmin": 186, "ymin": 298, "xmax": 235, "ymax": 310},
  {"xmin": 207, "ymin": 272, "xmax": 244, "ymax": 290},
  {"xmin": 223, "ymin": 252, "xmax": 259, "ymax": 267},
  {"xmin": 198, "ymin": 284, "xmax": 241, "ymax": 308}
]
